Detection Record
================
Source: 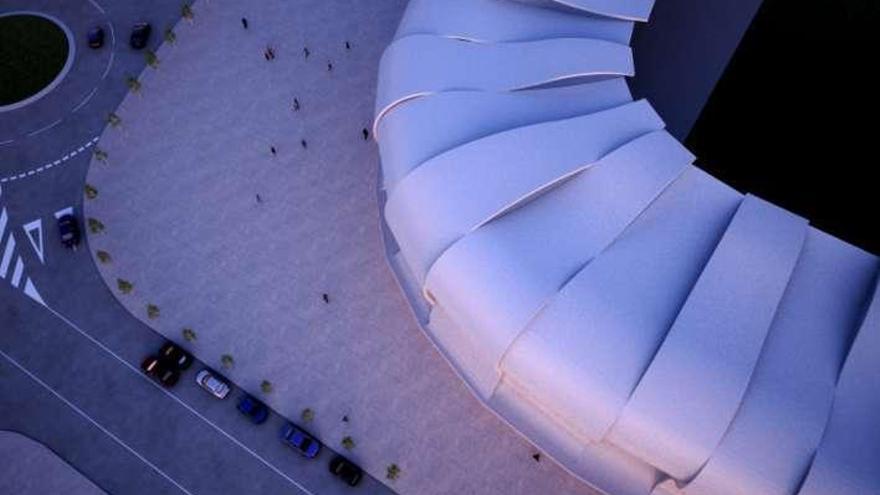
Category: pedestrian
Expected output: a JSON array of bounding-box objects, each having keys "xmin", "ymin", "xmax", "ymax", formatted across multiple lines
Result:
[
  {"xmin": 293, "ymin": 98, "xmax": 300, "ymax": 111},
  {"xmin": 270, "ymin": 146, "xmax": 277, "ymax": 155},
  {"xmin": 301, "ymin": 139, "xmax": 308, "ymax": 149},
  {"xmin": 256, "ymin": 193, "xmax": 263, "ymax": 203},
  {"xmin": 532, "ymin": 453, "xmax": 541, "ymax": 462},
  {"xmin": 345, "ymin": 41, "xmax": 351, "ymax": 50},
  {"xmin": 322, "ymin": 293, "xmax": 330, "ymax": 303},
  {"xmin": 267, "ymin": 46, "xmax": 275, "ymax": 60},
  {"xmin": 362, "ymin": 128, "xmax": 369, "ymax": 141},
  {"xmin": 241, "ymin": 17, "xmax": 248, "ymax": 29},
  {"xmin": 327, "ymin": 61, "xmax": 333, "ymax": 71},
  {"xmin": 263, "ymin": 49, "xmax": 270, "ymax": 61},
  {"xmin": 303, "ymin": 47, "xmax": 310, "ymax": 58}
]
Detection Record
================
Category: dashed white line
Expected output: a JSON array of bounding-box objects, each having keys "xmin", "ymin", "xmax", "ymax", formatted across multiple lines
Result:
[
  {"xmin": 26, "ymin": 118, "xmax": 64, "ymax": 137},
  {"xmin": 0, "ymin": 139, "xmax": 13, "ymax": 146},
  {"xmin": 41, "ymin": 305, "xmax": 315, "ymax": 495},
  {"xmin": 0, "ymin": 137, "xmax": 100, "ymax": 184},
  {"xmin": 0, "ymin": 349, "xmax": 194, "ymax": 495},
  {"xmin": 72, "ymin": 86, "xmax": 99, "ymax": 113},
  {"xmin": 87, "ymin": 0, "xmax": 106, "ymax": 14}
]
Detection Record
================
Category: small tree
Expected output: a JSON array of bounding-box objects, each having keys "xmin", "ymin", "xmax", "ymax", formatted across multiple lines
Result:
[
  {"xmin": 260, "ymin": 380, "xmax": 273, "ymax": 394},
  {"xmin": 84, "ymin": 183, "xmax": 98, "ymax": 200},
  {"xmin": 182, "ymin": 3, "xmax": 194, "ymax": 22},
  {"xmin": 386, "ymin": 464, "xmax": 401, "ymax": 481},
  {"xmin": 107, "ymin": 112, "xmax": 122, "ymax": 127},
  {"xmin": 182, "ymin": 328, "xmax": 197, "ymax": 342},
  {"xmin": 117, "ymin": 278, "xmax": 133, "ymax": 294},
  {"xmin": 164, "ymin": 27, "xmax": 176, "ymax": 44},
  {"xmin": 301, "ymin": 408, "xmax": 315, "ymax": 423},
  {"xmin": 96, "ymin": 250, "xmax": 112, "ymax": 264},
  {"xmin": 220, "ymin": 354, "xmax": 234, "ymax": 369},
  {"xmin": 146, "ymin": 304, "xmax": 160, "ymax": 319},
  {"xmin": 93, "ymin": 148, "xmax": 108, "ymax": 162},
  {"xmin": 145, "ymin": 50, "xmax": 159, "ymax": 69},
  {"xmin": 341, "ymin": 436, "xmax": 355, "ymax": 450},
  {"xmin": 88, "ymin": 217, "xmax": 105, "ymax": 234},
  {"xmin": 126, "ymin": 75, "xmax": 142, "ymax": 93}
]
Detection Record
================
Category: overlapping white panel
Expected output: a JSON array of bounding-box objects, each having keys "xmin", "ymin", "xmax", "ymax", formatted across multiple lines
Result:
[
  {"xmin": 386, "ymin": 99, "xmax": 662, "ymax": 282},
  {"xmin": 377, "ymin": 79, "xmax": 633, "ymax": 192},
  {"xmin": 681, "ymin": 229, "xmax": 878, "ymax": 495},
  {"xmin": 423, "ymin": 130, "xmax": 693, "ymax": 397},
  {"xmin": 397, "ymin": 0, "xmax": 633, "ymax": 44},
  {"xmin": 375, "ymin": 34, "xmax": 633, "ymax": 127},
  {"xmin": 512, "ymin": 0, "xmax": 655, "ymax": 21},
  {"xmin": 500, "ymin": 167, "xmax": 741, "ymax": 444},
  {"xmin": 798, "ymin": 280, "xmax": 880, "ymax": 495},
  {"xmin": 608, "ymin": 195, "xmax": 809, "ymax": 481}
]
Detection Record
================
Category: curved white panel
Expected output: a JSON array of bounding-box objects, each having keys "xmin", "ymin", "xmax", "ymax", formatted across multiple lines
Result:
[
  {"xmin": 798, "ymin": 281, "xmax": 880, "ymax": 495},
  {"xmin": 397, "ymin": 0, "xmax": 633, "ymax": 44},
  {"xmin": 500, "ymin": 167, "xmax": 742, "ymax": 444},
  {"xmin": 385, "ymin": 99, "xmax": 662, "ymax": 282},
  {"xmin": 375, "ymin": 34, "xmax": 633, "ymax": 129},
  {"xmin": 608, "ymin": 195, "xmax": 809, "ymax": 480},
  {"xmin": 680, "ymin": 229, "xmax": 879, "ymax": 495},
  {"xmin": 512, "ymin": 0, "xmax": 655, "ymax": 21},
  {"xmin": 377, "ymin": 79, "xmax": 633, "ymax": 192},
  {"xmin": 424, "ymin": 130, "xmax": 693, "ymax": 397}
]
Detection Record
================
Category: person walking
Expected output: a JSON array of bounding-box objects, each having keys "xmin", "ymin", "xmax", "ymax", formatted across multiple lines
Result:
[
  {"xmin": 301, "ymin": 139, "xmax": 308, "ymax": 149},
  {"xmin": 256, "ymin": 194, "xmax": 263, "ymax": 203},
  {"xmin": 303, "ymin": 47, "xmax": 310, "ymax": 58},
  {"xmin": 345, "ymin": 41, "xmax": 351, "ymax": 50},
  {"xmin": 241, "ymin": 17, "xmax": 248, "ymax": 29},
  {"xmin": 362, "ymin": 128, "xmax": 370, "ymax": 141},
  {"xmin": 270, "ymin": 146, "xmax": 277, "ymax": 155},
  {"xmin": 293, "ymin": 98, "xmax": 300, "ymax": 111},
  {"xmin": 327, "ymin": 61, "xmax": 333, "ymax": 72}
]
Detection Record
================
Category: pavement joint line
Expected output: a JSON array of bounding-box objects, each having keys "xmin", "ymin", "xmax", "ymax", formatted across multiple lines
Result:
[
  {"xmin": 0, "ymin": 348, "xmax": 195, "ymax": 495},
  {"xmin": 40, "ymin": 304, "xmax": 315, "ymax": 495}
]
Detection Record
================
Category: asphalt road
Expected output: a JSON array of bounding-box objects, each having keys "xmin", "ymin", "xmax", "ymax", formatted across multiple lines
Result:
[{"xmin": 0, "ymin": 1, "xmax": 390, "ymax": 494}]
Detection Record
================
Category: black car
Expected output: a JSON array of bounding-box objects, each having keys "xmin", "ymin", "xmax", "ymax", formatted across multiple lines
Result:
[
  {"xmin": 87, "ymin": 26, "xmax": 105, "ymax": 49},
  {"xmin": 329, "ymin": 456, "xmax": 363, "ymax": 487},
  {"xmin": 130, "ymin": 22, "xmax": 152, "ymax": 50},
  {"xmin": 158, "ymin": 342, "xmax": 193, "ymax": 370},
  {"xmin": 57, "ymin": 214, "xmax": 80, "ymax": 248},
  {"xmin": 141, "ymin": 356, "xmax": 180, "ymax": 387},
  {"xmin": 237, "ymin": 395, "xmax": 270, "ymax": 424}
]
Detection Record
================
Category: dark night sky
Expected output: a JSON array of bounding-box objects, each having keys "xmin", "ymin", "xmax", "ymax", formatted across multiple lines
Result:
[{"xmin": 686, "ymin": 0, "xmax": 879, "ymax": 253}]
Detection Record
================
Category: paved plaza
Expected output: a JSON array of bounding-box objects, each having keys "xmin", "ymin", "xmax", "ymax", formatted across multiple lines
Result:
[
  {"xmin": 0, "ymin": 431, "xmax": 104, "ymax": 494},
  {"xmin": 84, "ymin": 1, "xmax": 600, "ymax": 494}
]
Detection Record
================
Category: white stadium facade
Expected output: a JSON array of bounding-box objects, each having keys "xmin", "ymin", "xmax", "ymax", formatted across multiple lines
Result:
[{"xmin": 372, "ymin": 1, "xmax": 880, "ymax": 494}]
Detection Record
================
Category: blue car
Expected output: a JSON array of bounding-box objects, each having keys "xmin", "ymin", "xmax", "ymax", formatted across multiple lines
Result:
[
  {"xmin": 237, "ymin": 395, "xmax": 269, "ymax": 424},
  {"xmin": 280, "ymin": 423, "xmax": 321, "ymax": 459}
]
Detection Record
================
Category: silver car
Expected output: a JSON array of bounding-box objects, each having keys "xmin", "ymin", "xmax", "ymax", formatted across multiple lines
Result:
[{"xmin": 196, "ymin": 369, "xmax": 231, "ymax": 399}]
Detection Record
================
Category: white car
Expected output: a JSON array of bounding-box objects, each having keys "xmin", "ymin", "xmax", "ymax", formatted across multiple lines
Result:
[{"xmin": 196, "ymin": 369, "xmax": 231, "ymax": 399}]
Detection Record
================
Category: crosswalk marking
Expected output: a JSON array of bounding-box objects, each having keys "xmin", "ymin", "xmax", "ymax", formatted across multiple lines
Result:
[
  {"xmin": 0, "ymin": 234, "xmax": 15, "ymax": 278},
  {"xmin": 11, "ymin": 257, "xmax": 24, "ymax": 288}
]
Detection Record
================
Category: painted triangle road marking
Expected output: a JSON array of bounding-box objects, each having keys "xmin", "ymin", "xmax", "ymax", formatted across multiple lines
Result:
[{"xmin": 23, "ymin": 219, "xmax": 44, "ymax": 264}]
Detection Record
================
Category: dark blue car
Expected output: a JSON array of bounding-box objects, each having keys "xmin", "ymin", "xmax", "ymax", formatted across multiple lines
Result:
[
  {"xmin": 237, "ymin": 395, "xmax": 269, "ymax": 424},
  {"xmin": 280, "ymin": 423, "xmax": 321, "ymax": 459}
]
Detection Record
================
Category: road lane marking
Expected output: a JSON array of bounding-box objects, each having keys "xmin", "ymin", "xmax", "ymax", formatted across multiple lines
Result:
[
  {"xmin": 26, "ymin": 118, "xmax": 64, "ymax": 137},
  {"xmin": 72, "ymin": 86, "xmax": 99, "ymax": 113},
  {"xmin": 0, "ymin": 234, "xmax": 15, "ymax": 278},
  {"xmin": 54, "ymin": 207, "xmax": 74, "ymax": 220},
  {"xmin": 23, "ymin": 219, "xmax": 45, "ymax": 264},
  {"xmin": 41, "ymin": 305, "xmax": 315, "ymax": 495},
  {"xmin": 0, "ymin": 137, "xmax": 100, "ymax": 184},
  {"xmin": 0, "ymin": 349, "xmax": 194, "ymax": 495}
]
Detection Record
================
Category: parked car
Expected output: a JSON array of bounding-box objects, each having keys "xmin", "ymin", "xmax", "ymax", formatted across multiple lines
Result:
[
  {"xmin": 57, "ymin": 214, "xmax": 80, "ymax": 248},
  {"xmin": 87, "ymin": 26, "xmax": 105, "ymax": 49},
  {"xmin": 130, "ymin": 22, "xmax": 152, "ymax": 49},
  {"xmin": 195, "ymin": 369, "xmax": 230, "ymax": 399},
  {"xmin": 141, "ymin": 356, "xmax": 180, "ymax": 387},
  {"xmin": 159, "ymin": 342, "xmax": 193, "ymax": 370},
  {"xmin": 280, "ymin": 423, "xmax": 321, "ymax": 458},
  {"xmin": 329, "ymin": 455, "xmax": 363, "ymax": 487},
  {"xmin": 237, "ymin": 395, "xmax": 269, "ymax": 424}
]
